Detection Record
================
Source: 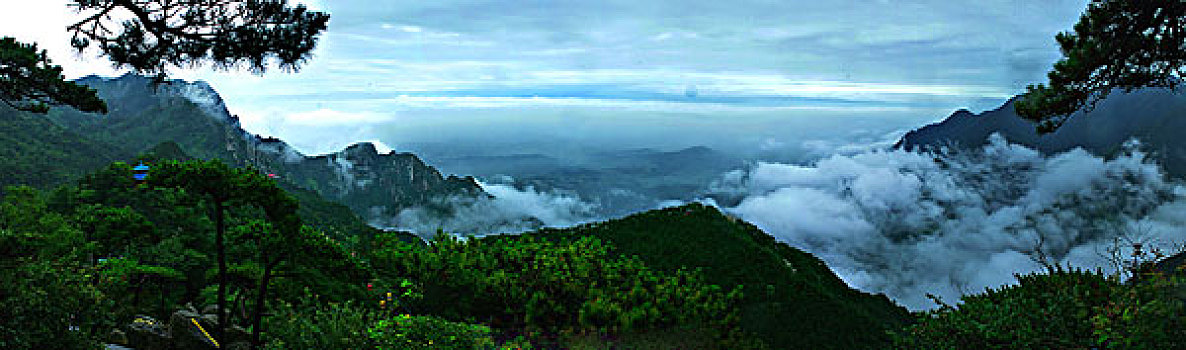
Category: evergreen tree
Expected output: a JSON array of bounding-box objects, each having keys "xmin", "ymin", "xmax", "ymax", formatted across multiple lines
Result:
[
  {"xmin": 1, "ymin": 0, "xmax": 329, "ymax": 115},
  {"xmin": 147, "ymin": 159, "xmax": 301, "ymax": 346},
  {"xmin": 67, "ymin": 0, "xmax": 330, "ymax": 75},
  {"xmin": 0, "ymin": 37, "xmax": 106, "ymax": 114},
  {"xmin": 1017, "ymin": 1, "xmax": 1186, "ymax": 133}
]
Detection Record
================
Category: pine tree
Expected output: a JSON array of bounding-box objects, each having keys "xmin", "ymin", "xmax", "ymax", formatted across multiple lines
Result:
[
  {"xmin": 1017, "ymin": 1, "xmax": 1186, "ymax": 133},
  {"xmin": 2, "ymin": 0, "xmax": 329, "ymax": 115},
  {"xmin": 0, "ymin": 37, "xmax": 107, "ymax": 114}
]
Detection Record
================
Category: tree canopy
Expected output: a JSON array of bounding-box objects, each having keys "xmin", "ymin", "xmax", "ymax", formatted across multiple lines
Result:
[
  {"xmin": 1016, "ymin": 1, "xmax": 1186, "ymax": 133},
  {"xmin": 0, "ymin": 37, "xmax": 107, "ymax": 114},
  {"xmin": 67, "ymin": 0, "xmax": 330, "ymax": 75},
  {"xmin": 0, "ymin": 0, "xmax": 329, "ymax": 115}
]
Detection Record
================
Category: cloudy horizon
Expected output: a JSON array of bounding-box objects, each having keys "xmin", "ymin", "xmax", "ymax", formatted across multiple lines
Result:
[{"xmin": 1, "ymin": 0, "xmax": 1090, "ymax": 156}]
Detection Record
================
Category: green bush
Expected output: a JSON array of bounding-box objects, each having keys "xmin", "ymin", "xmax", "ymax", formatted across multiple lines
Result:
[
  {"xmin": 0, "ymin": 186, "xmax": 115, "ymax": 349},
  {"xmin": 370, "ymin": 232, "xmax": 750, "ymax": 348},
  {"xmin": 263, "ymin": 292, "xmax": 374, "ymax": 350},
  {"xmin": 0, "ymin": 260, "xmax": 115, "ymax": 350},
  {"xmin": 893, "ymin": 266, "xmax": 1118, "ymax": 349},
  {"xmin": 1091, "ymin": 271, "xmax": 1186, "ymax": 349},
  {"xmin": 367, "ymin": 314, "xmax": 497, "ymax": 349},
  {"xmin": 891, "ymin": 264, "xmax": 1186, "ymax": 349}
]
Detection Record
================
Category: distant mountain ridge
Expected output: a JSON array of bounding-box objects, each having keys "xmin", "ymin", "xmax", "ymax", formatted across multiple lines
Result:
[
  {"xmin": 896, "ymin": 87, "xmax": 1186, "ymax": 177},
  {"xmin": 424, "ymin": 144, "xmax": 746, "ymax": 216},
  {"xmin": 4, "ymin": 73, "xmax": 483, "ymax": 224}
]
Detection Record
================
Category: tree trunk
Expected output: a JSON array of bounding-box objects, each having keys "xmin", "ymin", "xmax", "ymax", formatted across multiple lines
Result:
[
  {"xmin": 251, "ymin": 254, "xmax": 280, "ymax": 348},
  {"xmin": 159, "ymin": 282, "xmax": 167, "ymax": 319},
  {"xmin": 215, "ymin": 199, "xmax": 228, "ymax": 343},
  {"xmin": 132, "ymin": 278, "xmax": 144, "ymax": 310}
]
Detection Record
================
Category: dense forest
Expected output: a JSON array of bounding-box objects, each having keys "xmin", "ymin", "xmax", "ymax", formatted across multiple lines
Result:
[
  {"xmin": 3, "ymin": 149, "xmax": 1186, "ymax": 349},
  {"xmin": 3, "ymin": 0, "xmax": 1186, "ymax": 346}
]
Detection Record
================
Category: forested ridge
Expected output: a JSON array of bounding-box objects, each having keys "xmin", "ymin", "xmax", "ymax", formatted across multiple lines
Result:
[
  {"xmin": 4, "ymin": 148, "xmax": 1186, "ymax": 349},
  {"xmin": 6, "ymin": 0, "xmax": 1186, "ymax": 347}
]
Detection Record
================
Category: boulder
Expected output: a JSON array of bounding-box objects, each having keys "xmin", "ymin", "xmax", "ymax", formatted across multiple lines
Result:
[
  {"xmin": 125, "ymin": 316, "xmax": 169, "ymax": 350},
  {"xmin": 169, "ymin": 309, "xmax": 220, "ymax": 350},
  {"xmin": 167, "ymin": 307, "xmax": 253, "ymax": 350}
]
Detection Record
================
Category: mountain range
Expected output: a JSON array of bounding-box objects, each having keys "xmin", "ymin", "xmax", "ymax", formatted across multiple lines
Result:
[
  {"xmin": 0, "ymin": 74, "xmax": 913, "ymax": 348},
  {"xmin": 421, "ymin": 144, "xmax": 746, "ymax": 216},
  {"xmin": 1, "ymin": 73, "xmax": 483, "ymax": 229},
  {"xmin": 896, "ymin": 86, "xmax": 1186, "ymax": 177}
]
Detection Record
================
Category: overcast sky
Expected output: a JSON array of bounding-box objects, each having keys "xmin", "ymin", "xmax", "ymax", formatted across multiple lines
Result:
[{"xmin": 0, "ymin": 0, "xmax": 1090, "ymax": 155}]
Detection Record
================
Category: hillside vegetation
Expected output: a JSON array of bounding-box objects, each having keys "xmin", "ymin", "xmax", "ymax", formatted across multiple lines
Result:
[
  {"xmin": 509, "ymin": 203, "xmax": 912, "ymax": 348},
  {"xmin": 3, "ymin": 158, "xmax": 1186, "ymax": 349}
]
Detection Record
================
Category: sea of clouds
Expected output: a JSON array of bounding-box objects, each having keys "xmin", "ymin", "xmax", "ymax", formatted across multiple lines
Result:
[
  {"xmin": 708, "ymin": 134, "xmax": 1186, "ymax": 310},
  {"xmin": 390, "ymin": 180, "xmax": 599, "ymax": 237},
  {"xmin": 387, "ymin": 133, "xmax": 1186, "ymax": 311}
]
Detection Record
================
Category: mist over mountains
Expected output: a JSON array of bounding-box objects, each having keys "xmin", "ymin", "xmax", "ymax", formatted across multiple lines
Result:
[
  {"xmin": 11, "ymin": 74, "xmax": 1186, "ymax": 313},
  {"xmin": 897, "ymin": 86, "xmax": 1186, "ymax": 176},
  {"xmin": 2, "ymin": 74, "xmax": 484, "ymax": 229},
  {"xmin": 700, "ymin": 86, "xmax": 1186, "ymax": 310},
  {"xmin": 706, "ymin": 135, "xmax": 1185, "ymax": 310},
  {"xmin": 354, "ymin": 83, "xmax": 1186, "ymax": 312}
]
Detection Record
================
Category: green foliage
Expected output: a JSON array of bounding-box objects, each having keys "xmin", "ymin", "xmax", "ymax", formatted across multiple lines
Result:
[
  {"xmin": 0, "ymin": 109, "xmax": 118, "ymax": 191},
  {"xmin": 263, "ymin": 291, "xmax": 375, "ymax": 350},
  {"xmin": 0, "ymin": 186, "xmax": 113, "ymax": 349},
  {"xmin": 1016, "ymin": 0, "xmax": 1186, "ymax": 132},
  {"xmin": 0, "ymin": 260, "xmax": 114, "ymax": 350},
  {"xmin": 367, "ymin": 314, "xmax": 497, "ymax": 349},
  {"xmin": 894, "ymin": 262, "xmax": 1186, "ymax": 349},
  {"xmin": 271, "ymin": 225, "xmax": 372, "ymax": 304},
  {"xmin": 264, "ymin": 291, "xmax": 507, "ymax": 350},
  {"xmin": 371, "ymin": 230, "xmax": 751, "ymax": 348},
  {"xmin": 1, "ymin": 186, "xmax": 91, "ymax": 262},
  {"xmin": 518, "ymin": 203, "xmax": 908, "ymax": 349},
  {"xmin": 74, "ymin": 204, "xmax": 156, "ymax": 256},
  {"xmin": 0, "ymin": 160, "xmax": 452, "ymax": 348},
  {"xmin": 0, "ymin": 37, "xmax": 106, "ymax": 114},
  {"xmin": 894, "ymin": 266, "xmax": 1118, "ymax": 348},
  {"xmin": 1091, "ymin": 271, "xmax": 1186, "ymax": 349}
]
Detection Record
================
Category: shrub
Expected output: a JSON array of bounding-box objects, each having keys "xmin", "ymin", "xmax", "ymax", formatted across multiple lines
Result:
[
  {"xmin": 367, "ymin": 314, "xmax": 497, "ymax": 349},
  {"xmin": 263, "ymin": 293, "xmax": 374, "ymax": 349},
  {"xmin": 1091, "ymin": 271, "xmax": 1186, "ymax": 349},
  {"xmin": 371, "ymin": 233, "xmax": 749, "ymax": 347},
  {"xmin": 892, "ymin": 266, "xmax": 1117, "ymax": 349}
]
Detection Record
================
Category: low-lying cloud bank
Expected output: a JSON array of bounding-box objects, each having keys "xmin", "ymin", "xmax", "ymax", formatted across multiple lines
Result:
[
  {"xmin": 707, "ymin": 134, "xmax": 1186, "ymax": 310},
  {"xmin": 380, "ymin": 133, "xmax": 1186, "ymax": 311},
  {"xmin": 385, "ymin": 180, "xmax": 599, "ymax": 238}
]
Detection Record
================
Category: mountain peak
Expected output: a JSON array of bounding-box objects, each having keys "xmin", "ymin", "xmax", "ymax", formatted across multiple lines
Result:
[
  {"xmin": 342, "ymin": 142, "xmax": 381, "ymax": 156},
  {"xmin": 677, "ymin": 145, "xmax": 714, "ymax": 154},
  {"xmin": 894, "ymin": 86, "xmax": 1186, "ymax": 177}
]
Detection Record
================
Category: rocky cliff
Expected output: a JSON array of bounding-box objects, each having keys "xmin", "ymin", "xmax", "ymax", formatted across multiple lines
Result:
[{"xmin": 18, "ymin": 73, "xmax": 483, "ymax": 222}]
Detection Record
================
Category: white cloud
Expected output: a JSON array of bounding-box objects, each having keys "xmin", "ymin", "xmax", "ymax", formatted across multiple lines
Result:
[
  {"xmin": 711, "ymin": 134, "xmax": 1186, "ymax": 310},
  {"xmin": 229, "ymin": 108, "xmax": 397, "ymax": 155},
  {"xmin": 650, "ymin": 31, "xmax": 700, "ymax": 41},
  {"xmin": 380, "ymin": 182, "xmax": 599, "ymax": 237},
  {"xmin": 282, "ymin": 109, "xmax": 396, "ymax": 126}
]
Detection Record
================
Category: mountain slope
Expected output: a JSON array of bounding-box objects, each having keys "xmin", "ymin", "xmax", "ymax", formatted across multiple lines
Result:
[
  {"xmin": 491, "ymin": 203, "xmax": 911, "ymax": 349},
  {"xmin": 7, "ymin": 73, "xmax": 484, "ymax": 224},
  {"xmin": 896, "ymin": 87, "xmax": 1186, "ymax": 176},
  {"xmin": 130, "ymin": 140, "xmax": 425, "ymax": 244},
  {"xmin": 0, "ymin": 105, "xmax": 120, "ymax": 192},
  {"xmin": 285, "ymin": 142, "xmax": 483, "ymax": 220},
  {"xmin": 426, "ymin": 145, "xmax": 746, "ymax": 216}
]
